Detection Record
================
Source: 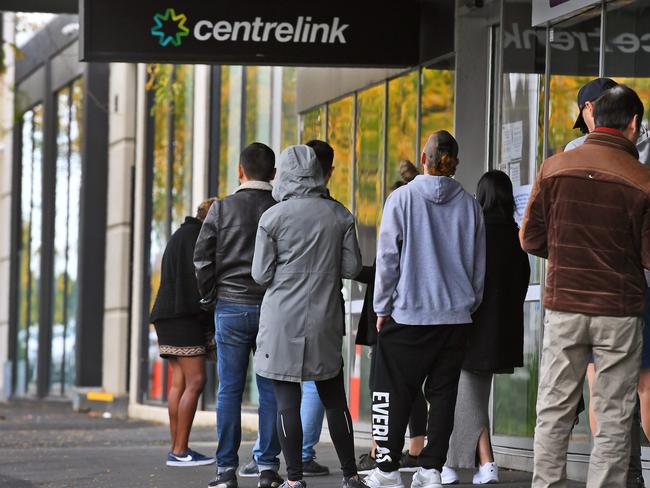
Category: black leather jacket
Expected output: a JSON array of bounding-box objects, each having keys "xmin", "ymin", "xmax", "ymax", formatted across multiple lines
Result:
[{"xmin": 193, "ymin": 184, "xmax": 276, "ymax": 307}]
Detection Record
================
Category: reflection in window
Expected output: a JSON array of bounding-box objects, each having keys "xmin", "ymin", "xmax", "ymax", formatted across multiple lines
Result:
[
  {"xmin": 387, "ymin": 72, "xmax": 418, "ymax": 192},
  {"xmin": 51, "ymin": 78, "xmax": 83, "ymax": 396},
  {"xmin": 493, "ymin": 301, "xmax": 541, "ymax": 437},
  {"xmin": 327, "ymin": 96, "xmax": 354, "ymax": 209},
  {"xmin": 17, "ymin": 105, "xmax": 44, "ymax": 397},
  {"xmin": 420, "ymin": 66, "xmax": 455, "ymax": 151},
  {"xmin": 245, "ymin": 66, "xmax": 272, "ymax": 145},
  {"xmin": 219, "ymin": 66, "xmax": 243, "ymax": 198},
  {"xmin": 281, "ymin": 67, "xmax": 298, "ymax": 149},
  {"xmin": 300, "ymin": 106, "xmax": 325, "ymax": 143},
  {"xmin": 146, "ymin": 64, "xmax": 194, "ymax": 403}
]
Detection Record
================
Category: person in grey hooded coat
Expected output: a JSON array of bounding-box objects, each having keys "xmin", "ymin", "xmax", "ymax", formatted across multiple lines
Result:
[{"xmin": 252, "ymin": 145, "xmax": 367, "ymax": 488}]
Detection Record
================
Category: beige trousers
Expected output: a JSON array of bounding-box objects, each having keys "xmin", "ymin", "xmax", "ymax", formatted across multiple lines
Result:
[{"xmin": 532, "ymin": 309, "xmax": 642, "ymax": 488}]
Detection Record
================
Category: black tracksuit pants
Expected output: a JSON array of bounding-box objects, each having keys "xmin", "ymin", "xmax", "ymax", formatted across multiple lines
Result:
[
  {"xmin": 273, "ymin": 369, "xmax": 357, "ymax": 481},
  {"xmin": 372, "ymin": 320, "xmax": 469, "ymax": 472}
]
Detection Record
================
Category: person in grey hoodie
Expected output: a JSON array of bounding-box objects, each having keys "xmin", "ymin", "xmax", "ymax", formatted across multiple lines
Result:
[
  {"xmin": 363, "ymin": 131, "xmax": 486, "ymax": 488},
  {"xmin": 252, "ymin": 145, "xmax": 367, "ymax": 488}
]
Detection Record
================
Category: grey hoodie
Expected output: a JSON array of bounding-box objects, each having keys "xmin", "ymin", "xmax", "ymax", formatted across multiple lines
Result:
[
  {"xmin": 374, "ymin": 174, "xmax": 486, "ymax": 325},
  {"xmin": 252, "ymin": 145, "xmax": 362, "ymax": 382}
]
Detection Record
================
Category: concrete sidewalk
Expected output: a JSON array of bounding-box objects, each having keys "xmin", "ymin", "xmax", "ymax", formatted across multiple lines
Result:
[{"xmin": 0, "ymin": 400, "xmax": 583, "ymax": 488}]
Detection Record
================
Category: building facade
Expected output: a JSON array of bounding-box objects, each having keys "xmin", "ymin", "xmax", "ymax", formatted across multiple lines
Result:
[{"xmin": 2, "ymin": 0, "xmax": 650, "ymax": 481}]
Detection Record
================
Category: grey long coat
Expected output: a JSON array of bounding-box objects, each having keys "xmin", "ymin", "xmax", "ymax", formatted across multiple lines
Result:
[{"xmin": 252, "ymin": 145, "xmax": 362, "ymax": 383}]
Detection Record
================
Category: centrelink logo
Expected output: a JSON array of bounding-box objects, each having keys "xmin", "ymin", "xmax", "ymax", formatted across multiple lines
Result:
[
  {"xmin": 151, "ymin": 8, "xmax": 350, "ymax": 47},
  {"xmin": 151, "ymin": 8, "xmax": 189, "ymax": 47}
]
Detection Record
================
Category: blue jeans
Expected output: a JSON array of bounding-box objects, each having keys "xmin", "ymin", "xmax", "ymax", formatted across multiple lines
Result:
[
  {"xmin": 253, "ymin": 381, "xmax": 325, "ymax": 463},
  {"xmin": 215, "ymin": 300, "xmax": 280, "ymax": 472}
]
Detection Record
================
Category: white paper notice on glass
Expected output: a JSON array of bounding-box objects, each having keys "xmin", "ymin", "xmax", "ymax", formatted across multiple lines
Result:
[
  {"xmin": 509, "ymin": 162, "xmax": 521, "ymax": 188},
  {"xmin": 514, "ymin": 184, "xmax": 532, "ymax": 227},
  {"xmin": 502, "ymin": 120, "xmax": 524, "ymax": 163}
]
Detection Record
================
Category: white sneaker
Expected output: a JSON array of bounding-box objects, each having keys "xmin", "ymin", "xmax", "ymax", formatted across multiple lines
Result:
[
  {"xmin": 440, "ymin": 466, "xmax": 459, "ymax": 485},
  {"xmin": 472, "ymin": 462, "xmax": 498, "ymax": 484},
  {"xmin": 410, "ymin": 467, "xmax": 443, "ymax": 488},
  {"xmin": 363, "ymin": 468, "xmax": 405, "ymax": 488}
]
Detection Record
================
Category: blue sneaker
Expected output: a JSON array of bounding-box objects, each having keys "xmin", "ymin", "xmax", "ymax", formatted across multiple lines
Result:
[{"xmin": 166, "ymin": 449, "xmax": 216, "ymax": 467}]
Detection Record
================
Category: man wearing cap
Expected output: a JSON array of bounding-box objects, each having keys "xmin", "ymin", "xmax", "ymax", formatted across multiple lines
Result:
[
  {"xmin": 566, "ymin": 78, "xmax": 650, "ymax": 488},
  {"xmin": 523, "ymin": 85, "xmax": 650, "ymax": 487},
  {"xmin": 566, "ymin": 77, "xmax": 650, "ymax": 160}
]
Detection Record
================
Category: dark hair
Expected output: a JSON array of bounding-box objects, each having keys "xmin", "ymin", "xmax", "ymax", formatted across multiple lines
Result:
[
  {"xmin": 593, "ymin": 85, "xmax": 644, "ymax": 133},
  {"xmin": 399, "ymin": 160, "xmax": 418, "ymax": 183},
  {"xmin": 306, "ymin": 139, "xmax": 334, "ymax": 176},
  {"xmin": 476, "ymin": 170, "xmax": 515, "ymax": 218},
  {"xmin": 423, "ymin": 130, "xmax": 459, "ymax": 177},
  {"xmin": 389, "ymin": 180, "xmax": 405, "ymax": 193},
  {"xmin": 240, "ymin": 142, "xmax": 275, "ymax": 181}
]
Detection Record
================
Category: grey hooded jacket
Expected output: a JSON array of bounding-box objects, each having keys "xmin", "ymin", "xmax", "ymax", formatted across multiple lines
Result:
[{"xmin": 252, "ymin": 145, "xmax": 362, "ymax": 382}]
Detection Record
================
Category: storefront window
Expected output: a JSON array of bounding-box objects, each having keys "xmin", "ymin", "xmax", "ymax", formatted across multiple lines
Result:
[
  {"xmin": 281, "ymin": 67, "xmax": 298, "ymax": 149},
  {"xmin": 245, "ymin": 66, "xmax": 272, "ymax": 145},
  {"xmin": 420, "ymin": 62, "xmax": 455, "ymax": 151},
  {"xmin": 145, "ymin": 64, "xmax": 194, "ymax": 404},
  {"xmin": 50, "ymin": 78, "xmax": 83, "ymax": 396},
  {"xmin": 387, "ymin": 71, "xmax": 418, "ymax": 190},
  {"xmin": 16, "ymin": 105, "xmax": 44, "ymax": 397},
  {"xmin": 219, "ymin": 66, "xmax": 243, "ymax": 198},
  {"xmin": 327, "ymin": 96, "xmax": 354, "ymax": 209},
  {"xmin": 300, "ymin": 106, "xmax": 325, "ymax": 143}
]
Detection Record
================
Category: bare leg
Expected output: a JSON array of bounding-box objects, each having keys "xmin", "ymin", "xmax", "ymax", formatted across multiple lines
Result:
[
  {"xmin": 476, "ymin": 427, "xmax": 494, "ymax": 465},
  {"xmin": 409, "ymin": 436, "xmax": 425, "ymax": 457},
  {"xmin": 172, "ymin": 355, "xmax": 206, "ymax": 454},
  {"xmin": 168, "ymin": 358, "xmax": 185, "ymax": 452},
  {"xmin": 586, "ymin": 362, "xmax": 597, "ymax": 436},
  {"xmin": 638, "ymin": 369, "xmax": 650, "ymax": 439}
]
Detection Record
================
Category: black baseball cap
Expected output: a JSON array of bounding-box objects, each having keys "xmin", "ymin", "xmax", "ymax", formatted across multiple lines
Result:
[{"xmin": 573, "ymin": 78, "xmax": 618, "ymax": 130}]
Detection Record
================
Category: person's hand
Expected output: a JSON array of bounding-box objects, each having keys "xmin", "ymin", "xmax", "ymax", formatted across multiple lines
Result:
[{"xmin": 376, "ymin": 316, "xmax": 389, "ymax": 332}]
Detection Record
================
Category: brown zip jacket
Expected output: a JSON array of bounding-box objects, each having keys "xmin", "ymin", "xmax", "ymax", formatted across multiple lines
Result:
[{"xmin": 520, "ymin": 128, "xmax": 650, "ymax": 317}]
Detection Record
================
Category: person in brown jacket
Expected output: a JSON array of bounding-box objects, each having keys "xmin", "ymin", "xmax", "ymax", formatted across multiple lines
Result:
[{"xmin": 521, "ymin": 85, "xmax": 650, "ymax": 488}]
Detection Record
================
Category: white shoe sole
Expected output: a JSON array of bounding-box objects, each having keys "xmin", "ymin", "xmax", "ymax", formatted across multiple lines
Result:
[
  {"xmin": 238, "ymin": 470, "xmax": 259, "ymax": 478},
  {"xmin": 364, "ymin": 476, "xmax": 404, "ymax": 488},
  {"xmin": 472, "ymin": 480, "xmax": 498, "ymax": 485},
  {"xmin": 167, "ymin": 458, "xmax": 216, "ymax": 467}
]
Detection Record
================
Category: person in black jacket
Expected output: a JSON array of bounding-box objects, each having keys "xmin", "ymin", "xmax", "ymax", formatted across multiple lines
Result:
[
  {"xmin": 442, "ymin": 170, "xmax": 530, "ymax": 485},
  {"xmin": 150, "ymin": 197, "xmax": 217, "ymax": 468},
  {"xmin": 194, "ymin": 143, "xmax": 283, "ymax": 488}
]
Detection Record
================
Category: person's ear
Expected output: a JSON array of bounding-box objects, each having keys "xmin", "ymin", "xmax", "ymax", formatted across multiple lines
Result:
[
  {"xmin": 238, "ymin": 163, "xmax": 245, "ymax": 181},
  {"xmin": 420, "ymin": 152, "xmax": 427, "ymax": 168},
  {"xmin": 630, "ymin": 114, "xmax": 640, "ymax": 135}
]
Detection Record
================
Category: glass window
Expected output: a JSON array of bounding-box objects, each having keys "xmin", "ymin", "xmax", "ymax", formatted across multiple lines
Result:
[
  {"xmin": 420, "ymin": 61, "xmax": 455, "ymax": 152},
  {"xmin": 16, "ymin": 104, "xmax": 44, "ymax": 397},
  {"xmin": 327, "ymin": 96, "xmax": 354, "ymax": 209},
  {"xmin": 281, "ymin": 67, "xmax": 298, "ymax": 149},
  {"xmin": 219, "ymin": 66, "xmax": 243, "ymax": 198},
  {"xmin": 245, "ymin": 66, "xmax": 272, "ymax": 146},
  {"xmin": 300, "ymin": 106, "xmax": 326, "ymax": 143},
  {"xmin": 51, "ymin": 78, "xmax": 83, "ymax": 396},
  {"xmin": 353, "ymin": 84, "xmax": 386, "ymax": 424},
  {"xmin": 387, "ymin": 72, "xmax": 418, "ymax": 192},
  {"xmin": 145, "ymin": 64, "xmax": 194, "ymax": 404}
]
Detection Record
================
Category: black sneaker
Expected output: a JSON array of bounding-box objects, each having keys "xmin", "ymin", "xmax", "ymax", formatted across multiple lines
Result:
[
  {"xmin": 357, "ymin": 453, "xmax": 376, "ymax": 475},
  {"xmin": 259, "ymin": 469, "xmax": 284, "ymax": 488},
  {"xmin": 628, "ymin": 475, "xmax": 647, "ymax": 488},
  {"xmin": 239, "ymin": 458, "xmax": 259, "ymax": 478},
  {"xmin": 343, "ymin": 475, "xmax": 370, "ymax": 487},
  {"xmin": 302, "ymin": 459, "xmax": 330, "ymax": 477},
  {"xmin": 398, "ymin": 450, "xmax": 420, "ymax": 473},
  {"xmin": 208, "ymin": 469, "xmax": 238, "ymax": 488}
]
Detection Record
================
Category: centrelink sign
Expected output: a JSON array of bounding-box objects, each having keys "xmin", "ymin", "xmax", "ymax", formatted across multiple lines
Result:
[{"xmin": 80, "ymin": 0, "xmax": 420, "ymax": 67}]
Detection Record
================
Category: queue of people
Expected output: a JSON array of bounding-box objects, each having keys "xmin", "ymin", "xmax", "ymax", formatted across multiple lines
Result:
[{"xmin": 147, "ymin": 79, "xmax": 650, "ymax": 488}]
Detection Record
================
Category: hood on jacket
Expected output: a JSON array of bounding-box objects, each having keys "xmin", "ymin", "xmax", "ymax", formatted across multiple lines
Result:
[
  {"xmin": 272, "ymin": 145, "xmax": 327, "ymax": 201},
  {"xmin": 411, "ymin": 174, "xmax": 464, "ymax": 204}
]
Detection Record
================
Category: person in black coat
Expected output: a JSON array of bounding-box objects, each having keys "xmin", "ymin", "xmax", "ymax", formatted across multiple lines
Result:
[
  {"xmin": 149, "ymin": 198, "xmax": 217, "ymax": 468},
  {"xmin": 443, "ymin": 170, "xmax": 530, "ymax": 485}
]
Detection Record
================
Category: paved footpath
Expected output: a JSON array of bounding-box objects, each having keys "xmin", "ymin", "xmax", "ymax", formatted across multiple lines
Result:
[{"xmin": 0, "ymin": 400, "xmax": 585, "ymax": 488}]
